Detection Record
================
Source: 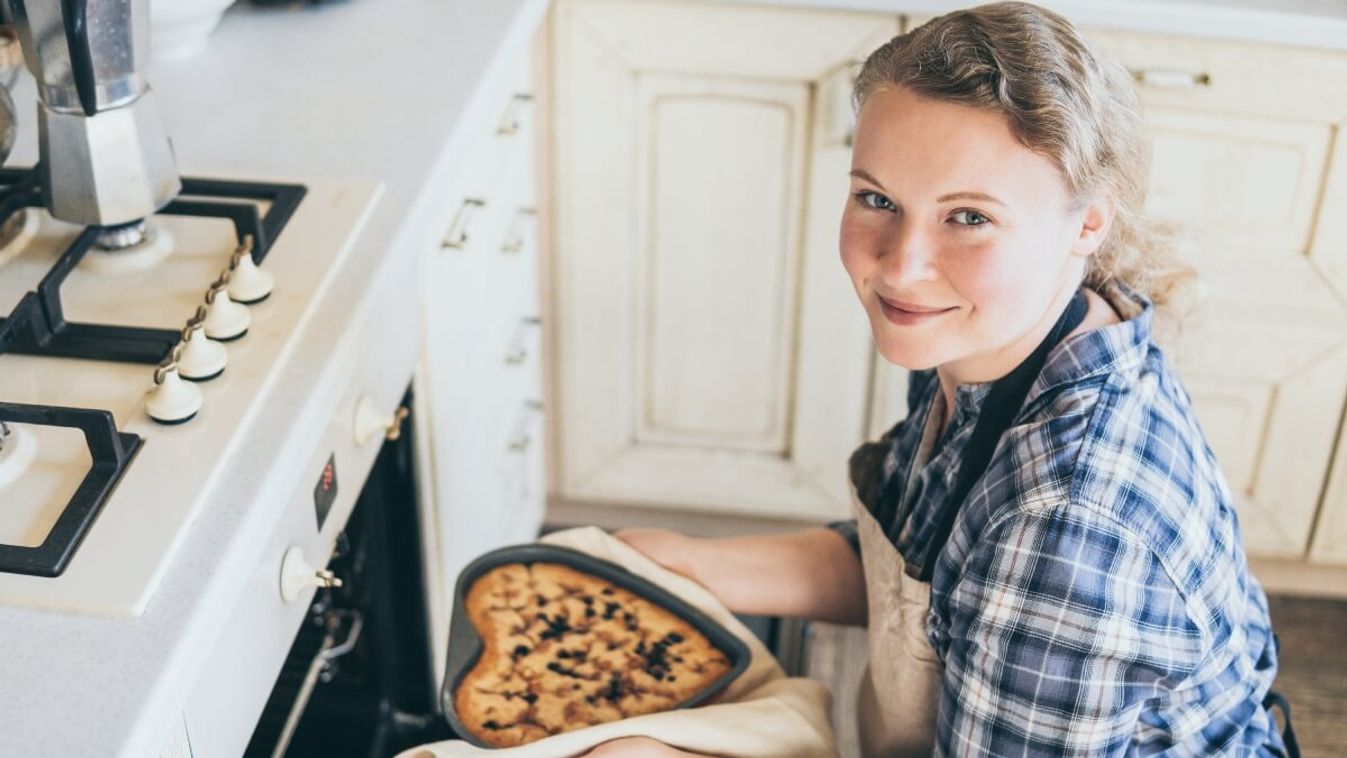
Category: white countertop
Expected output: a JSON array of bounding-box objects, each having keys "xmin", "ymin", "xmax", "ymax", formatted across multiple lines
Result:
[
  {"xmin": 0, "ymin": 0, "xmax": 1338, "ymax": 755},
  {"xmin": 0, "ymin": 1, "xmax": 546, "ymax": 756}
]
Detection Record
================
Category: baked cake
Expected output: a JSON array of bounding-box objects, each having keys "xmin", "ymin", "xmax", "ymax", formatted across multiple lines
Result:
[{"xmin": 454, "ymin": 562, "xmax": 734, "ymax": 748}]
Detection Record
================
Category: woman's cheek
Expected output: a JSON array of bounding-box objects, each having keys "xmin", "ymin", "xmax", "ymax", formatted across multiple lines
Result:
[
  {"xmin": 838, "ymin": 216, "xmax": 876, "ymax": 290},
  {"xmin": 940, "ymin": 238, "xmax": 1009, "ymax": 303}
]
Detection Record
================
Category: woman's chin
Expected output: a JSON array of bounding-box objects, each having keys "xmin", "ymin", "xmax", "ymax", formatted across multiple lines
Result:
[{"xmin": 874, "ymin": 342, "xmax": 945, "ymax": 372}]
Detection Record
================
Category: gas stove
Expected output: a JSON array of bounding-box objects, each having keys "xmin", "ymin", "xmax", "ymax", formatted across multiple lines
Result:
[{"xmin": 0, "ymin": 167, "xmax": 382, "ymax": 617}]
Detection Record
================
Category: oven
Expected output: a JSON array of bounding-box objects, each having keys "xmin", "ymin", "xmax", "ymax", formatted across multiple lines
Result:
[{"xmin": 240, "ymin": 388, "xmax": 457, "ymax": 757}]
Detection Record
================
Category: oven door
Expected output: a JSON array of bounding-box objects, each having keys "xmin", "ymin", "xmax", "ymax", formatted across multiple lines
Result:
[{"xmin": 242, "ymin": 389, "xmax": 456, "ymax": 758}]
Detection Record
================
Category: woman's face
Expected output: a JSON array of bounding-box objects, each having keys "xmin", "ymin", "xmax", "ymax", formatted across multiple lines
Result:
[{"xmin": 840, "ymin": 85, "xmax": 1110, "ymax": 382}]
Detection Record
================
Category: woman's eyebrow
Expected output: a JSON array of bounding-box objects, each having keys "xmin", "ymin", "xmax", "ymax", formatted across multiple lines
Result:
[
  {"xmin": 936, "ymin": 191, "xmax": 1006, "ymax": 207},
  {"xmin": 849, "ymin": 168, "xmax": 887, "ymax": 189}
]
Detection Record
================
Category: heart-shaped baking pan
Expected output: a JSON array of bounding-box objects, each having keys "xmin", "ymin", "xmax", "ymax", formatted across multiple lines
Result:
[{"xmin": 442, "ymin": 543, "xmax": 753, "ymax": 748}]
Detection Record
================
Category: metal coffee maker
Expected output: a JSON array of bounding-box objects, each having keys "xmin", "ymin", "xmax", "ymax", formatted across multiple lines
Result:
[{"xmin": 3, "ymin": 0, "xmax": 180, "ymax": 229}]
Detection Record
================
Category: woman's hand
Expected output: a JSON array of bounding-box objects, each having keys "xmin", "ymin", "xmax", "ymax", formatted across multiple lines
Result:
[
  {"xmin": 615, "ymin": 527, "xmax": 866, "ymax": 626},
  {"xmin": 579, "ymin": 736, "xmax": 709, "ymax": 757}
]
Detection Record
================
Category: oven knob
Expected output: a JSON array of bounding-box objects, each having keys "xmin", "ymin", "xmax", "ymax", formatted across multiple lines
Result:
[
  {"xmin": 145, "ymin": 367, "xmax": 203, "ymax": 425},
  {"xmin": 354, "ymin": 395, "xmax": 410, "ymax": 446},
  {"xmin": 204, "ymin": 285, "xmax": 251, "ymax": 342},
  {"xmin": 279, "ymin": 546, "xmax": 343, "ymax": 604},
  {"xmin": 227, "ymin": 251, "xmax": 275, "ymax": 304},
  {"xmin": 177, "ymin": 325, "xmax": 227, "ymax": 382}
]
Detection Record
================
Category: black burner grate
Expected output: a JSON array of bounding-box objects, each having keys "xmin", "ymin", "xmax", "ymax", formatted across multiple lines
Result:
[
  {"xmin": 0, "ymin": 403, "xmax": 142, "ymax": 576},
  {"xmin": 0, "ymin": 167, "xmax": 306, "ymax": 365},
  {"xmin": 0, "ymin": 168, "xmax": 306, "ymax": 577}
]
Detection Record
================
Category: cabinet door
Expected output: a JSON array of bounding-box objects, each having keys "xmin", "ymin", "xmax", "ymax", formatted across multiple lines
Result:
[
  {"xmin": 551, "ymin": 0, "xmax": 898, "ymax": 521},
  {"xmin": 1310, "ymin": 124, "xmax": 1347, "ymax": 566},
  {"xmin": 1092, "ymin": 32, "xmax": 1347, "ymax": 560}
]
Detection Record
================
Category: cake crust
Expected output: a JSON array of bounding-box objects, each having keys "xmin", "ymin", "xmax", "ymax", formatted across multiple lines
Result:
[{"xmin": 454, "ymin": 561, "xmax": 733, "ymax": 748}]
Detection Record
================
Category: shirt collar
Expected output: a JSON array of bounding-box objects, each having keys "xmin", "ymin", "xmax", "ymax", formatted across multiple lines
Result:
[
  {"xmin": 1029, "ymin": 279, "xmax": 1153, "ymax": 402},
  {"xmin": 945, "ymin": 280, "xmax": 1154, "ymax": 422}
]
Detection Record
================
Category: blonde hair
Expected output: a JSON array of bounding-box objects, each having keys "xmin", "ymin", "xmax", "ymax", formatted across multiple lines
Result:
[{"xmin": 853, "ymin": 1, "xmax": 1197, "ymax": 320}]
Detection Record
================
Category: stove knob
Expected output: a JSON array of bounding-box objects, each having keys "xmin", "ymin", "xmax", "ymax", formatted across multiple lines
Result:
[
  {"xmin": 280, "ymin": 546, "xmax": 343, "ymax": 603},
  {"xmin": 227, "ymin": 252, "xmax": 275, "ymax": 304},
  {"xmin": 204, "ymin": 288, "xmax": 251, "ymax": 341},
  {"xmin": 177, "ymin": 325, "xmax": 227, "ymax": 381},
  {"xmin": 145, "ymin": 367, "xmax": 203, "ymax": 425},
  {"xmin": 354, "ymin": 395, "xmax": 410, "ymax": 446}
]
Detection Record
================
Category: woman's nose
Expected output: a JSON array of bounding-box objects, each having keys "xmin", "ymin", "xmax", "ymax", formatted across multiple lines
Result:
[{"xmin": 878, "ymin": 222, "xmax": 939, "ymax": 286}]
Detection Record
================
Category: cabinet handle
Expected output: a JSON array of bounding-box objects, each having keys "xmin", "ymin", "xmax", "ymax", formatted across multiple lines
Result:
[
  {"xmin": 504, "ymin": 316, "xmax": 542, "ymax": 365},
  {"xmin": 441, "ymin": 198, "xmax": 486, "ymax": 250},
  {"xmin": 497, "ymin": 93, "xmax": 534, "ymax": 137},
  {"xmin": 508, "ymin": 399, "xmax": 544, "ymax": 453},
  {"xmin": 1129, "ymin": 67, "xmax": 1211, "ymax": 89},
  {"xmin": 501, "ymin": 207, "xmax": 537, "ymax": 254}
]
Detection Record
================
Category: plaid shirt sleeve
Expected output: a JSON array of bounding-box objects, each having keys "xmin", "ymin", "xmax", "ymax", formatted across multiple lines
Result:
[{"xmin": 936, "ymin": 502, "xmax": 1208, "ymax": 757}]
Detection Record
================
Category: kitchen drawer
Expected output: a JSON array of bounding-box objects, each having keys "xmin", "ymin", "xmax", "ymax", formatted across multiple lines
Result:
[
  {"xmin": 1085, "ymin": 29, "xmax": 1347, "ymax": 122},
  {"xmin": 437, "ymin": 124, "xmax": 534, "ymax": 256},
  {"xmin": 494, "ymin": 392, "xmax": 547, "ymax": 546},
  {"xmin": 900, "ymin": 15, "xmax": 1347, "ymax": 121},
  {"xmin": 438, "ymin": 56, "xmax": 536, "ymax": 254},
  {"xmin": 454, "ymin": 123, "xmax": 539, "ymax": 312}
]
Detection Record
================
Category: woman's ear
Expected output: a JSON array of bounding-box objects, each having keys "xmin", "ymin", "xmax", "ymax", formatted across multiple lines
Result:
[{"xmin": 1069, "ymin": 194, "xmax": 1115, "ymax": 259}]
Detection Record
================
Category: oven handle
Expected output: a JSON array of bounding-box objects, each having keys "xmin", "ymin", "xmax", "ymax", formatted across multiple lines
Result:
[{"xmin": 319, "ymin": 609, "xmax": 364, "ymax": 665}]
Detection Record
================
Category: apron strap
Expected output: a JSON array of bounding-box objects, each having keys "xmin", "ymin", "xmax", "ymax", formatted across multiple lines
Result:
[
  {"xmin": 1262, "ymin": 689, "xmax": 1301, "ymax": 758},
  {"xmin": 912, "ymin": 287, "xmax": 1089, "ymax": 582}
]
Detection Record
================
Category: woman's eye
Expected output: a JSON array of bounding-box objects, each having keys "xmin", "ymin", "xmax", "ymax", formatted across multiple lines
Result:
[
  {"xmin": 854, "ymin": 190, "xmax": 895, "ymax": 212},
  {"xmin": 950, "ymin": 209, "xmax": 991, "ymax": 227}
]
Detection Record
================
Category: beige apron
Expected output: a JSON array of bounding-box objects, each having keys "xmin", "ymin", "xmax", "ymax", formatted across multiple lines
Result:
[{"xmin": 852, "ymin": 391, "xmax": 947, "ymax": 758}]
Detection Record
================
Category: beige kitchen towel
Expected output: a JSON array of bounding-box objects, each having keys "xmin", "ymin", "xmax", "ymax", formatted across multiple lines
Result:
[{"xmin": 395, "ymin": 526, "xmax": 838, "ymax": 758}]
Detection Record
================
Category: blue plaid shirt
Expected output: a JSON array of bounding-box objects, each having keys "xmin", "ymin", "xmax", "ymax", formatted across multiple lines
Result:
[{"xmin": 841, "ymin": 282, "xmax": 1286, "ymax": 756}]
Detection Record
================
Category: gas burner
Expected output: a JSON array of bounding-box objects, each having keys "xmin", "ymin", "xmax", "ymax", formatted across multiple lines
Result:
[
  {"xmin": 96, "ymin": 219, "xmax": 150, "ymax": 250},
  {"xmin": 0, "ymin": 420, "xmax": 35, "ymax": 487},
  {"xmin": 0, "ymin": 167, "xmax": 309, "ymax": 580},
  {"xmin": 81, "ymin": 223, "xmax": 175, "ymax": 274},
  {"xmin": 0, "ymin": 403, "xmax": 142, "ymax": 577},
  {"xmin": 0, "ymin": 167, "xmax": 305, "ymax": 365},
  {"xmin": 0, "ymin": 208, "xmax": 37, "ymax": 267}
]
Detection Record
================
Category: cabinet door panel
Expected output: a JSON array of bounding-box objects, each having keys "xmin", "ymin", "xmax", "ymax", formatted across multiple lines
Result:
[
  {"xmin": 1310, "ymin": 125, "xmax": 1347, "ymax": 566},
  {"xmin": 553, "ymin": 0, "xmax": 897, "ymax": 520},
  {"xmin": 1143, "ymin": 109, "xmax": 1331, "ymax": 254},
  {"xmin": 637, "ymin": 76, "xmax": 808, "ymax": 451}
]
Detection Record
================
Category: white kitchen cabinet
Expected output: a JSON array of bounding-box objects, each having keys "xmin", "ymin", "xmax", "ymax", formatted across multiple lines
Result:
[
  {"xmin": 1309, "ymin": 100, "xmax": 1347, "ymax": 566},
  {"xmin": 1091, "ymin": 28, "xmax": 1347, "ymax": 561},
  {"xmin": 885, "ymin": 16, "xmax": 1347, "ymax": 562},
  {"xmin": 548, "ymin": 0, "xmax": 898, "ymax": 522},
  {"xmin": 416, "ymin": 25, "xmax": 549, "ymax": 691}
]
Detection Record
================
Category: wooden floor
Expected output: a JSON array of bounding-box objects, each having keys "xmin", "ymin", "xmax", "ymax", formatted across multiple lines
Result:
[
  {"xmin": 803, "ymin": 594, "xmax": 1347, "ymax": 757},
  {"xmin": 1265, "ymin": 594, "xmax": 1347, "ymax": 758}
]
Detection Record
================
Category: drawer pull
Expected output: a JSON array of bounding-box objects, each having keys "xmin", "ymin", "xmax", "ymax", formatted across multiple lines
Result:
[
  {"xmin": 1130, "ymin": 67, "xmax": 1211, "ymax": 89},
  {"xmin": 441, "ymin": 198, "xmax": 486, "ymax": 250},
  {"xmin": 504, "ymin": 316, "xmax": 543, "ymax": 365},
  {"xmin": 501, "ymin": 207, "xmax": 538, "ymax": 254},
  {"xmin": 497, "ymin": 93, "xmax": 534, "ymax": 136},
  {"xmin": 508, "ymin": 399, "xmax": 544, "ymax": 452}
]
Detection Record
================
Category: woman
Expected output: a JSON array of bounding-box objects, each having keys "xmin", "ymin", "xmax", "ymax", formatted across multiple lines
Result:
[{"xmin": 586, "ymin": 2, "xmax": 1296, "ymax": 755}]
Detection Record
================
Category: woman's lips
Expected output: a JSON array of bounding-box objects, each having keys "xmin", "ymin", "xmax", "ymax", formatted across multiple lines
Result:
[{"xmin": 878, "ymin": 295, "xmax": 956, "ymax": 326}]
